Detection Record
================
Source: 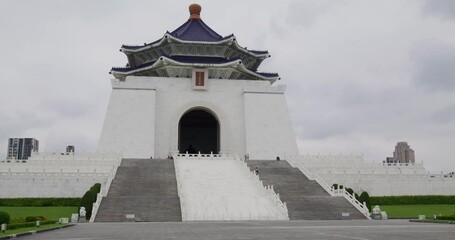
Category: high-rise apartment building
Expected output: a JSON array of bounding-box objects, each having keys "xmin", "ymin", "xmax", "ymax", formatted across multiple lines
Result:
[
  {"xmin": 7, "ymin": 138, "xmax": 39, "ymax": 160},
  {"xmin": 392, "ymin": 141, "xmax": 415, "ymax": 163}
]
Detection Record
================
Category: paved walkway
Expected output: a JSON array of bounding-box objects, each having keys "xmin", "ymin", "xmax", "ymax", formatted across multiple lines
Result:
[{"xmin": 21, "ymin": 220, "xmax": 454, "ymax": 240}]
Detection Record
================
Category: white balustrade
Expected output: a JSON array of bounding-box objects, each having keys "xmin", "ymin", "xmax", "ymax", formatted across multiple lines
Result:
[
  {"xmin": 287, "ymin": 158, "xmax": 371, "ymax": 219},
  {"xmin": 90, "ymin": 158, "xmax": 123, "ymax": 222}
]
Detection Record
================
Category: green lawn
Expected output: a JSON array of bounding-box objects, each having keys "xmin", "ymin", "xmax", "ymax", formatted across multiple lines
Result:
[
  {"xmin": 380, "ymin": 204, "xmax": 455, "ymax": 218},
  {"xmin": 0, "ymin": 206, "xmax": 78, "ymax": 220},
  {"xmin": 0, "ymin": 223, "xmax": 69, "ymax": 237}
]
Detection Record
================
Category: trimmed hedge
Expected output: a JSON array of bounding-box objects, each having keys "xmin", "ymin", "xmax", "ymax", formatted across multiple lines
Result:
[
  {"xmin": 10, "ymin": 217, "xmax": 25, "ymax": 224},
  {"xmin": 0, "ymin": 211, "xmax": 10, "ymax": 224},
  {"xmin": 7, "ymin": 220, "xmax": 57, "ymax": 230},
  {"xmin": 359, "ymin": 192, "xmax": 371, "ymax": 211},
  {"xmin": 436, "ymin": 215, "xmax": 455, "ymax": 221},
  {"xmin": 80, "ymin": 191, "xmax": 95, "ymax": 220},
  {"xmin": 0, "ymin": 198, "xmax": 80, "ymax": 207},
  {"xmin": 370, "ymin": 195, "xmax": 455, "ymax": 205},
  {"xmin": 90, "ymin": 183, "xmax": 101, "ymax": 195},
  {"xmin": 79, "ymin": 183, "xmax": 102, "ymax": 220},
  {"xmin": 25, "ymin": 216, "xmax": 38, "ymax": 222}
]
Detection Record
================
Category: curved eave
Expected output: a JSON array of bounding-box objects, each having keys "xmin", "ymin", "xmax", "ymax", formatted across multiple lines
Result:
[
  {"xmin": 110, "ymin": 56, "xmax": 279, "ymax": 82},
  {"xmin": 120, "ymin": 33, "xmax": 270, "ymax": 59}
]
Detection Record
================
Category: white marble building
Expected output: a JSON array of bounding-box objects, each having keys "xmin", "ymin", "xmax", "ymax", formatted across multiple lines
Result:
[
  {"xmin": 1, "ymin": 4, "xmax": 453, "ymax": 200},
  {"xmin": 96, "ymin": 4, "xmax": 298, "ymax": 160},
  {"xmin": 97, "ymin": 76, "xmax": 298, "ymax": 160}
]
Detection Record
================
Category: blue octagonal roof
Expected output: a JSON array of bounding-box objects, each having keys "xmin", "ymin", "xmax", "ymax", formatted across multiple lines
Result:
[{"xmin": 170, "ymin": 18, "xmax": 230, "ymax": 42}]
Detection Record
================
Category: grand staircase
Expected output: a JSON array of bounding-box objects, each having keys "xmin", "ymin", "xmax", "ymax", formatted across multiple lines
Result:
[
  {"xmin": 247, "ymin": 160, "xmax": 366, "ymax": 220},
  {"xmin": 174, "ymin": 156, "xmax": 288, "ymax": 221},
  {"xmin": 95, "ymin": 159, "xmax": 182, "ymax": 222}
]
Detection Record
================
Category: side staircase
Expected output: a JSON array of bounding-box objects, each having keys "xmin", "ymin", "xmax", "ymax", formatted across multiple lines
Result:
[
  {"xmin": 247, "ymin": 160, "xmax": 366, "ymax": 220},
  {"xmin": 95, "ymin": 159, "xmax": 182, "ymax": 222}
]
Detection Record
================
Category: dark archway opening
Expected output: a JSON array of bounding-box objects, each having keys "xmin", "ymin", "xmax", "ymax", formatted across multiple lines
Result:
[{"xmin": 178, "ymin": 109, "xmax": 220, "ymax": 154}]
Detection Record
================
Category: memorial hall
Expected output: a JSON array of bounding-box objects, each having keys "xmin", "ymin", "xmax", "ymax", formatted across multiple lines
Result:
[{"xmin": 0, "ymin": 4, "xmax": 453, "ymax": 222}]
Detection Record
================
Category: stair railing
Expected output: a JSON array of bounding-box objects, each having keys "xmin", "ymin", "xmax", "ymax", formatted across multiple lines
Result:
[
  {"xmin": 89, "ymin": 193, "xmax": 103, "ymax": 223},
  {"xmin": 286, "ymin": 158, "xmax": 314, "ymax": 180},
  {"xmin": 289, "ymin": 160, "xmax": 334, "ymax": 195},
  {"xmin": 89, "ymin": 154, "xmax": 122, "ymax": 223},
  {"xmin": 289, "ymin": 158, "xmax": 372, "ymax": 219},
  {"xmin": 174, "ymin": 154, "xmax": 290, "ymax": 221},
  {"xmin": 333, "ymin": 187, "xmax": 371, "ymax": 219},
  {"xmin": 172, "ymin": 155, "xmax": 187, "ymax": 221},
  {"xmin": 241, "ymin": 159, "xmax": 289, "ymax": 220}
]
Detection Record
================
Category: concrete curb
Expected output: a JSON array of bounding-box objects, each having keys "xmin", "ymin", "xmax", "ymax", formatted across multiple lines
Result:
[
  {"xmin": 0, "ymin": 223, "xmax": 75, "ymax": 239},
  {"xmin": 409, "ymin": 219, "xmax": 455, "ymax": 224}
]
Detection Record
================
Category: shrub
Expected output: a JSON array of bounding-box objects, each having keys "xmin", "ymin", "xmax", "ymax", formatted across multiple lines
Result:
[
  {"xmin": 0, "ymin": 211, "xmax": 10, "ymax": 224},
  {"xmin": 345, "ymin": 188, "xmax": 354, "ymax": 195},
  {"xmin": 25, "ymin": 216, "xmax": 38, "ymax": 222},
  {"xmin": 79, "ymin": 183, "xmax": 102, "ymax": 220},
  {"xmin": 370, "ymin": 195, "xmax": 455, "ymax": 205},
  {"xmin": 9, "ymin": 217, "xmax": 25, "ymax": 224},
  {"xmin": 359, "ymin": 191, "xmax": 371, "ymax": 211},
  {"xmin": 90, "ymin": 183, "xmax": 101, "ymax": 195},
  {"xmin": 0, "ymin": 198, "xmax": 80, "ymax": 207},
  {"xmin": 25, "ymin": 216, "xmax": 48, "ymax": 222},
  {"xmin": 436, "ymin": 215, "xmax": 455, "ymax": 221},
  {"xmin": 332, "ymin": 184, "xmax": 338, "ymax": 190},
  {"xmin": 7, "ymin": 220, "xmax": 57, "ymax": 230},
  {"xmin": 354, "ymin": 193, "xmax": 360, "ymax": 201},
  {"xmin": 80, "ymin": 190, "xmax": 96, "ymax": 220},
  {"xmin": 7, "ymin": 222, "xmax": 35, "ymax": 230}
]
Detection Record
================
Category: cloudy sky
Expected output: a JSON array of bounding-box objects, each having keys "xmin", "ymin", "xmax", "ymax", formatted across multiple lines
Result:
[{"xmin": 0, "ymin": 0, "xmax": 454, "ymax": 172}]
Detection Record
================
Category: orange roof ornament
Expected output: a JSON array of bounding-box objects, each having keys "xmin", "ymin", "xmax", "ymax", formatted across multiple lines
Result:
[{"xmin": 189, "ymin": 3, "xmax": 202, "ymax": 19}]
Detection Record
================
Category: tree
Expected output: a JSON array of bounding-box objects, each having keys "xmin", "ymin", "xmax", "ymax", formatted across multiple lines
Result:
[
  {"xmin": 0, "ymin": 211, "xmax": 10, "ymax": 225},
  {"xmin": 80, "ymin": 190, "xmax": 96, "ymax": 220},
  {"xmin": 359, "ymin": 191, "xmax": 371, "ymax": 212}
]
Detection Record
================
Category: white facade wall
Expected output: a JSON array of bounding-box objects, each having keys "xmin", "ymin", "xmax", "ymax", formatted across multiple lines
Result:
[
  {"xmin": 290, "ymin": 155, "xmax": 455, "ymax": 196},
  {"xmin": 320, "ymin": 174, "xmax": 455, "ymax": 196},
  {"xmin": 97, "ymin": 86, "xmax": 156, "ymax": 158},
  {"xmin": 0, "ymin": 177, "xmax": 107, "ymax": 198},
  {"xmin": 244, "ymin": 85, "xmax": 298, "ymax": 159},
  {"xmin": 0, "ymin": 153, "xmax": 121, "ymax": 198},
  {"xmin": 97, "ymin": 76, "xmax": 298, "ymax": 159}
]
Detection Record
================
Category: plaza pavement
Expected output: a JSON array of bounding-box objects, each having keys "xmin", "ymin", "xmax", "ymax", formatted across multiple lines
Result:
[{"xmin": 21, "ymin": 220, "xmax": 454, "ymax": 240}]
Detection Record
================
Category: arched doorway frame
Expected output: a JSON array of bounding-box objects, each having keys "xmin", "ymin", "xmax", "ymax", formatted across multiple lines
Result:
[
  {"xmin": 170, "ymin": 102, "xmax": 229, "ymax": 155},
  {"xmin": 178, "ymin": 107, "xmax": 220, "ymax": 154}
]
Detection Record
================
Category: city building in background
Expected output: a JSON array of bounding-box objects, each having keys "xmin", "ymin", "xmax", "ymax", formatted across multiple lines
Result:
[
  {"xmin": 7, "ymin": 138, "xmax": 39, "ymax": 160},
  {"xmin": 66, "ymin": 145, "xmax": 75, "ymax": 153},
  {"xmin": 386, "ymin": 141, "xmax": 415, "ymax": 163}
]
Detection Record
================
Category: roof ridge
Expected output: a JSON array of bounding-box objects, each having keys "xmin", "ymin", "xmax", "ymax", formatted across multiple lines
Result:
[
  {"xmin": 170, "ymin": 18, "xmax": 223, "ymax": 42},
  {"xmin": 172, "ymin": 20, "xmax": 192, "ymax": 38},
  {"xmin": 195, "ymin": 19, "xmax": 222, "ymax": 39}
]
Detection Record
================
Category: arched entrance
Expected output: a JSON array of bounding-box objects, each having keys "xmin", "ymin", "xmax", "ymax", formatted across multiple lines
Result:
[{"xmin": 178, "ymin": 109, "xmax": 220, "ymax": 154}]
